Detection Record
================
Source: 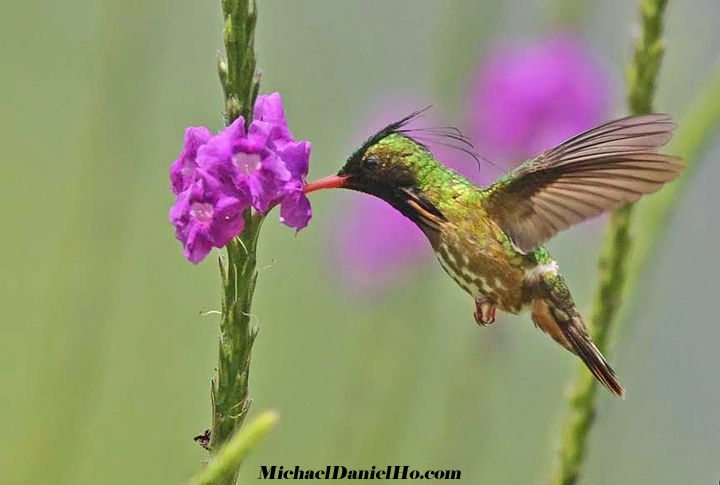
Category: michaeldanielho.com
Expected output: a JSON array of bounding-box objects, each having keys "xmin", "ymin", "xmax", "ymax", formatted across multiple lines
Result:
[{"xmin": 259, "ymin": 465, "xmax": 461, "ymax": 480}]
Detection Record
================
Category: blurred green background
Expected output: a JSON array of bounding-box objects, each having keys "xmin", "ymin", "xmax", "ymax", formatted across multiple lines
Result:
[{"xmin": 2, "ymin": 1, "xmax": 719, "ymax": 484}]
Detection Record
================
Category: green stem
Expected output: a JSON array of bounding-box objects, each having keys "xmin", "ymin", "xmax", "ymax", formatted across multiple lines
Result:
[
  {"xmin": 551, "ymin": 1, "xmax": 668, "ymax": 484},
  {"xmin": 625, "ymin": 63, "xmax": 720, "ymax": 306},
  {"xmin": 210, "ymin": 214, "xmax": 263, "ymax": 452},
  {"xmin": 220, "ymin": 0, "xmax": 259, "ymax": 125},
  {"xmin": 193, "ymin": 411, "xmax": 279, "ymax": 485},
  {"xmin": 208, "ymin": 0, "xmax": 262, "ymax": 484}
]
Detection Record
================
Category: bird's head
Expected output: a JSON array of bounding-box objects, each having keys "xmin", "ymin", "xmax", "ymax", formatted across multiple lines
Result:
[
  {"xmin": 304, "ymin": 110, "xmax": 454, "ymax": 235},
  {"xmin": 306, "ymin": 114, "xmax": 431, "ymax": 194}
]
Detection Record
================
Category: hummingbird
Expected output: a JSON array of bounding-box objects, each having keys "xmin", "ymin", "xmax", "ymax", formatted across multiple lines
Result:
[{"xmin": 304, "ymin": 112, "xmax": 683, "ymax": 397}]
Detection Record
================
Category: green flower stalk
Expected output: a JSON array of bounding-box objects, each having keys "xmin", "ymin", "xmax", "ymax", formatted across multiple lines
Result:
[
  {"xmin": 211, "ymin": 220, "xmax": 261, "ymax": 457},
  {"xmin": 626, "ymin": 63, "xmax": 720, "ymax": 311},
  {"xmin": 210, "ymin": 1, "xmax": 260, "ymax": 460},
  {"xmin": 553, "ymin": 57, "xmax": 720, "ymax": 485},
  {"xmin": 552, "ymin": 0, "xmax": 668, "ymax": 484},
  {"xmin": 191, "ymin": 411, "xmax": 279, "ymax": 485},
  {"xmin": 168, "ymin": 1, "xmax": 313, "ymax": 483},
  {"xmin": 219, "ymin": 0, "xmax": 259, "ymax": 126}
]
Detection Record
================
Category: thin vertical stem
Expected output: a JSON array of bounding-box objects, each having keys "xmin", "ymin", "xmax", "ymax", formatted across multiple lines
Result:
[
  {"xmin": 220, "ymin": 0, "xmax": 259, "ymax": 125},
  {"xmin": 551, "ymin": 1, "xmax": 668, "ymax": 484},
  {"xmin": 193, "ymin": 412, "xmax": 278, "ymax": 485},
  {"xmin": 208, "ymin": 1, "xmax": 261, "ymax": 484},
  {"xmin": 623, "ymin": 63, "xmax": 720, "ymax": 319},
  {"xmin": 210, "ymin": 215, "xmax": 263, "ymax": 453}
]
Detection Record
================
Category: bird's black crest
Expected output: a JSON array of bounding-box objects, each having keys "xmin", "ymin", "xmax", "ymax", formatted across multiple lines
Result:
[
  {"xmin": 349, "ymin": 106, "xmax": 483, "ymax": 168},
  {"xmin": 349, "ymin": 107, "xmax": 433, "ymax": 163}
]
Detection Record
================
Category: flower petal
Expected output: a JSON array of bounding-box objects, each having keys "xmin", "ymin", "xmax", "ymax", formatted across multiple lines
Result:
[
  {"xmin": 170, "ymin": 126, "xmax": 213, "ymax": 194},
  {"xmin": 209, "ymin": 195, "xmax": 247, "ymax": 247},
  {"xmin": 278, "ymin": 140, "xmax": 311, "ymax": 180},
  {"xmin": 248, "ymin": 169, "xmax": 282, "ymax": 213},
  {"xmin": 197, "ymin": 133, "xmax": 240, "ymax": 186},
  {"xmin": 184, "ymin": 222, "xmax": 214, "ymax": 264},
  {"xmin": 279, "ymin": 186, "xmax": 312, "ymax": 230},
  {"xmin": 253, "ymin": 93, "xmax": 287, "ymax": 127},
  {"xmin": 260, "ymin": 151, "xmax": 292, "ymax": 181},
  {"xmin": 169, "ymin": 186, "xmax": 192, "ymax": 229},
  {"xmin": 253, "ymin": 92, "xmax": 294, "ymax": 147},
  {"xmin": 246, "ymin": 120, "xmax": 273, "ymax": 150},
  {"xmin": 170, "ymin": 178, "xmax": 250, "ymax": 264},
  {"xmin": 215, "ymin": 116, "xmax": 247, "ymax": 150}
]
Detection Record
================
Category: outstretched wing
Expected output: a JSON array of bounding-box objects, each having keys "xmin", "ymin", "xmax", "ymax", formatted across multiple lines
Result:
[{"xmin": 483, "ymin": 114, "xmax": 683, "ymax": 253}]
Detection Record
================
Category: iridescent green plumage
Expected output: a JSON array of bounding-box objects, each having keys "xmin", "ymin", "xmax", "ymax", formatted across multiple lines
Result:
[
  {"xmin": 309, "ymin": 112, "xmax": 684, "ymax": 397},
  {"xmin": 361, "ymin": 133, "xmax": 552, "ymax": 312}
]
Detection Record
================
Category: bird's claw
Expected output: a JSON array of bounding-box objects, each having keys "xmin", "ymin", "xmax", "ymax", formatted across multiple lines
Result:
[{"xmin": 474, "ymin": 297, "xmax": 497, "ymax": 326}]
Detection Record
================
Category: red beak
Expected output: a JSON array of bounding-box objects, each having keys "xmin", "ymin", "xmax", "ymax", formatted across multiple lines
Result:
[{"xmin": 303, "ymin": 174, "xmax": 350, "ymax": 194}]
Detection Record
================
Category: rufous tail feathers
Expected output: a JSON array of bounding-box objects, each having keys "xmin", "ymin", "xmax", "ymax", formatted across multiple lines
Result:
[{"xmin": 531, "ymin": 274, "xmax": 625, "ymax": 398}]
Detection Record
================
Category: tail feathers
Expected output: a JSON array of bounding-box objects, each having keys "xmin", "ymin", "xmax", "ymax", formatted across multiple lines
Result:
[
  {"xmin": 560, "ymin": 316, "xmax": 626, "ymax": 398},
  {"xmin": 531, "ymin": 273, "xmax": 625, "ymax": 398}
]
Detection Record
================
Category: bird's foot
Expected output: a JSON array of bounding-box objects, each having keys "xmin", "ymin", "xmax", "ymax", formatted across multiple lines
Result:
[{"xmin": 474, "ymin": 297, "xmax": 497, "ymax": 326}]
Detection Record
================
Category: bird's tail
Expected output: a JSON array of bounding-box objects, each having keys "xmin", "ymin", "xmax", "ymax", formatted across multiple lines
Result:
[{"xmin": 531, "ymin": 272, "xmax": 625, "ymax": 398}]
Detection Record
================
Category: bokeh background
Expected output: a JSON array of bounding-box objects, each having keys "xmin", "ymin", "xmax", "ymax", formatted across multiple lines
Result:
[{"xmin": 2, "ymin": 1, "xmax": 720, "ymax": 484}]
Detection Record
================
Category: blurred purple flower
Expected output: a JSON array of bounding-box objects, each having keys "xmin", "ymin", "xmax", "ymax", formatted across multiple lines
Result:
[
  {"xmin": 469, "ymin": 34, "xmax": 611, "ymax": 163},
  {"xmin": 333, "ymin": 194, "xmax": 429, "ymax": 292},
  {"xmin": 169, "ymin": 92, "xmax": 312, "ymax": 264}
]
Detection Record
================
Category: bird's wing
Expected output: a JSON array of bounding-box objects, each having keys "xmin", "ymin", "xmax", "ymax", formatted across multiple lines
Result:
[{"xmin": 483, "ymin": 114, "xmax": 683, "ymax": 253}]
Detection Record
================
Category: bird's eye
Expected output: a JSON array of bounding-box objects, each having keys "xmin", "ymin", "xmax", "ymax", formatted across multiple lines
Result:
[{"xmin": 364, "ymin": 156, "xmax": 380, "ymax": 169}]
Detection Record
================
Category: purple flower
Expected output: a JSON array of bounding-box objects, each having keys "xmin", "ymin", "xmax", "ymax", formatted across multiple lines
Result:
[
  {"xmin": 169, "ymin": 92, "xmax": 312, "ymax": 263},
  {"xmin": 196, "ymin": 94, "xmax": 312, "ymax": 226},
  {"xmin": 170, "ymin": 175, "xmax": 249, "ymax": 264},
  {"xmin": 469, "ymin": 34, "xmax": 611, "ymax": 163},
  {"xmin": 170, "ymin": 126, "xmax": 213, "ymax": 195},
  {"xmin": 196, "ymin": 117, "xmax": 290, "ymax": 213},
  {"xmin": 253, "ymin": 92, "xmax": 295, "ymax": 149},
  {"xmin": 277, "ymin": 139, "xmax": 312, "ymax": 229},
  {"xmin": 333, "ymin": 194, "xmax": 431, "ymax": 292}
]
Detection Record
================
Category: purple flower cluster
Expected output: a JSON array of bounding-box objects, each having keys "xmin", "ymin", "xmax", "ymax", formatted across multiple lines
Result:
[{"xmin": 169, "ymin": 93, "xmax": 312, "ymax": 264}]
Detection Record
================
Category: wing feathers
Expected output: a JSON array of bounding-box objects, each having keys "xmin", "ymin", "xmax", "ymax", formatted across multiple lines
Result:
[
  {"xmin": 550, "ymin": 114, "xmax": 675, "ymax": 155},
  {"xmin": 485, "ymin": 114, "xmax": 683, "ymax": 252}
]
